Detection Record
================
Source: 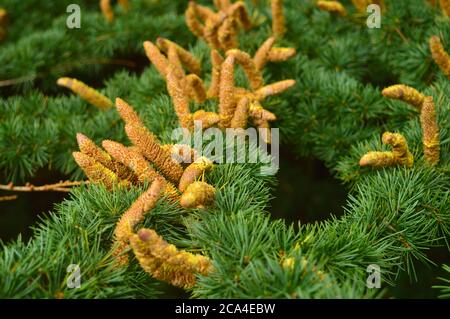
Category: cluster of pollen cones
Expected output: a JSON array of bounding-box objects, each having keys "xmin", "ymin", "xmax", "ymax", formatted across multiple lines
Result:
[
  {"xmin": 142, "ymin": 0, "xmax": 296, "ymax": 144},
  {"xmin": 143, "ymin": 35, "xmax": 296, "ymax": 144},
  {"xmin": 62, "ymin": 0, "xmax": 296, "ymax": 290},
  {"xmin": 72, "ymin": 98, "xmax": 216, "ymax": 288}
]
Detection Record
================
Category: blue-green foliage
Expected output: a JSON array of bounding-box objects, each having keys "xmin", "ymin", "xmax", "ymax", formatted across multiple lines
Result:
[{"xmin": 0, "ymin": 0, "xmax": 448, "ymax": 298}]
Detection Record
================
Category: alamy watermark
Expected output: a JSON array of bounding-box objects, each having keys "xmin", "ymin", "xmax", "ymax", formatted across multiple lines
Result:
[
  {"xmin": 366, "ymin": 264, "xmax": 381, "ymax": 289},
  {"xmin": 66, "ymin": 4, "xmax": 81, "ymax": 29},
  {"xmin": 171, "ymin": 121, "xmax": 279, "ymax": 176},
  {"xmin": 65, "ymin": 3, "xmax": 382, "ymax": 30},
  {"xmin": 66, "ymin": 264, "xmax": 81, "ymax": 288},
  {"xmin": 367, "ymin": 4, "xmax": 381, "ymax": 29}
]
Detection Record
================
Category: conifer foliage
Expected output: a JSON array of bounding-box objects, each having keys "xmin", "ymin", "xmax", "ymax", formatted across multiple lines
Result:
[{"xmin": 0, "ymin": 0, "xmax": 449, "ymax": 299}]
